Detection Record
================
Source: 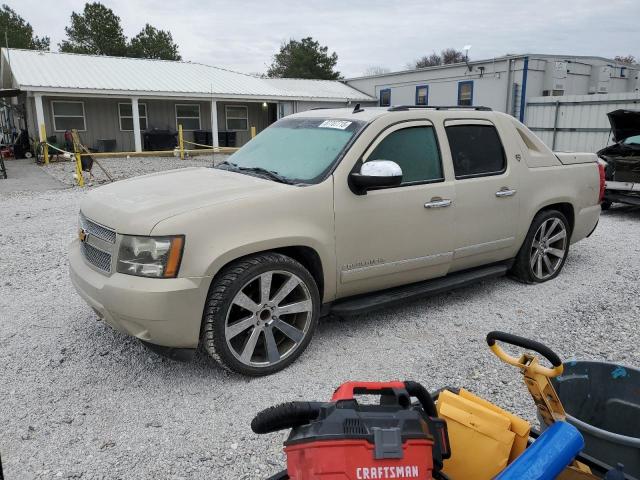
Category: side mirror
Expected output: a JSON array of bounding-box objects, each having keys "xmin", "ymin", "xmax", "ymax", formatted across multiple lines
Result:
[{"xmin": 350, "ymin": 160, "xmax": 403, "ymax": 194}]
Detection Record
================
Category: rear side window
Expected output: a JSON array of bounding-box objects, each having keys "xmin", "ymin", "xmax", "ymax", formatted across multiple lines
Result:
[
  {"xmin": 368, "ymin": 126, "xmax": 443, "ymax": 184},
  {"xmin": 445, "ymin": 124, "xmax": 506, "ymax": 179}
]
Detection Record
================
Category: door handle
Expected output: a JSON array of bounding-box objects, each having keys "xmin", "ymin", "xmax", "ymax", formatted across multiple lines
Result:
[
  {"xmin": 424, "ymin": 198, "xmax": 452, "ymax": 209},
  {"xmin": 496, "ymin": 188, "xmax": 517, "ymax": 197}
]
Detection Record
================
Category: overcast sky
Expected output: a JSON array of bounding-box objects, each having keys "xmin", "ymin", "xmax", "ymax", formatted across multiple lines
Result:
[{"xmin": 8, "ymin": 0, "xmax": 640, "ymax": 77}]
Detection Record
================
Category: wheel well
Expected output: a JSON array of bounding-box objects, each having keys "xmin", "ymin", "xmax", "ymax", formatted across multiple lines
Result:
[
  {"xmin": 272, "ymin": 246, "xmax": 324, "ymax": 300},
  {"xmin": 539, "ymin": 202, "xmax": 575, "ymax": 233},
  {"xmin": 211, "ymin": 246, "xmax": 325, "ymax": 300}
]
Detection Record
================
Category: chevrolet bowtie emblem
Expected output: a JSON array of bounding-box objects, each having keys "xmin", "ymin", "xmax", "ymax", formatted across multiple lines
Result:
[{"xmin": 79, "ymin": 228, "xmax": 89, "ymax": 243}]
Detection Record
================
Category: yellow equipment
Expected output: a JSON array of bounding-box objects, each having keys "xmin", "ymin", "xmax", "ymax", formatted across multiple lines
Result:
[
  {"xmin": 434, "ymin": 331, "xmax": 599, "ymax": 480},
  {"xmin": 437, "ymin": 388, "xmax": 530, "ymax": 479},
  {"xmin": 486, "ymin": 331, "xmax": 598, "ymax": 480}
]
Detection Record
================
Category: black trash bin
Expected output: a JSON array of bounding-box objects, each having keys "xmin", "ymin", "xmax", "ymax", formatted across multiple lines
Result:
[
  {"xmin": 549, "ymin": 361, "xmax": 640, "ymax": 477},
  {"xmin": 143, "ymin": 129, "xmax": 177, "ymax": 151},
  {"xmin": 193, "ymin": 130, "xmax": 212, "ymax": 148},
  {"xmin": 217, "ymin": 131, "xmax": 237, "ymax": 148},
  {"xmin": 96, "ymin": 139, "xmax": 116, "ymax": 152}
]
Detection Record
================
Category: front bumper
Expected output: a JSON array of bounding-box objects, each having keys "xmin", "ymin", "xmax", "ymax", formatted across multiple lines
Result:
[{"xmin": 69, "ymin": 239, "xmax": 211, "ymax": 349}]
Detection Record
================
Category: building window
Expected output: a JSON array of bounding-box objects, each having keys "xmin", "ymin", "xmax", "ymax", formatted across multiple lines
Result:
[
  {"xmin": 175, "ymin": 104, "xmax": 201, "ymax": 131},
  {"xmin": 379, "ymin": 88, "xmax": 391, "ymax": 107},
  {"xmin": 225, "ymin": 105, "xmax": 248, "ymax": 131},
  {"xmin": 457, "ymin": 81, "xmax": 474, "ymax": 106},
  {"xmin": 51, "ymin": 101, "xmax": 86, "ymax": 131},
  {"xmin": 118, "ymin": 103, "xmax": 147, "ymax": 131},
  {"xmin": 415, "ymin": 85, "xmax": 428, "ymax": 106}
]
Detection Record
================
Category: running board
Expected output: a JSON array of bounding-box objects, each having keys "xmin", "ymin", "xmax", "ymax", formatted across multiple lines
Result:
[{"xmin": 329, "ymin": 263, "xmax": 509, "ymax": 316}]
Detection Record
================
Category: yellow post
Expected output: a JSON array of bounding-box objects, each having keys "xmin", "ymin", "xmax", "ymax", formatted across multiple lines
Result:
[
  {"xmin": 250, "ymin": 126, "xmax": 256, "ymax": 139},
  {"xmin": 40, "ymin": 123, "xmax": 49, "ymax": 165},
  {"xmin": 178, "ymin": 124, "xmax": 185, "ymax": 160},
  {"xmin": 70, "ymin": 130, "xmax": 84, "ymax": 187},
  {"xmin": 74, "ymin": 152, "xmax": 84, "ymax": 187}
]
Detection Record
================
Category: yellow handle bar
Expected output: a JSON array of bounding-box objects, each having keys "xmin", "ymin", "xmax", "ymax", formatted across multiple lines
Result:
[{"xmin": 486, "ymin": 331, "xmax": 564, "ymax": 378}]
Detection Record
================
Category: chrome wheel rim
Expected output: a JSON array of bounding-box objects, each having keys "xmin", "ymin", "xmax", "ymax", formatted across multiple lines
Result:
[
  {"xmin": 225, "ymin": 270, "xmax": 313, "ymax": 368},
  {"xmin": 530, "ymin": 217, "xmax": 568, "ymax": 280}
]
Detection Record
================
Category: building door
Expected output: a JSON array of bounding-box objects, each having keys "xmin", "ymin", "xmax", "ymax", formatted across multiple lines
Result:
[
  {"xmin": 268, "ymin": 103, "xmax": 278, "ymax": 125},
  {"xmin": 278, "ymin": 102, "xmax": 294, "ymax": 119}
]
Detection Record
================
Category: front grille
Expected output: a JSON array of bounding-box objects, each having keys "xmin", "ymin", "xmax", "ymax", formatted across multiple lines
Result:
[
  {"xmin": 79, "ymin": 212, "xmax": 116, "ymax": 244},
  {"xmin": 80, "ymin": 241, "xmax": 112, "ymax": 273}
]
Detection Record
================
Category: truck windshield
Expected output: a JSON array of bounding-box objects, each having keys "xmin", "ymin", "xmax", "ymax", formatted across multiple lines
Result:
[{"xmin": 223, "ymin": 117, "xmax": 366, "ymax": 184}]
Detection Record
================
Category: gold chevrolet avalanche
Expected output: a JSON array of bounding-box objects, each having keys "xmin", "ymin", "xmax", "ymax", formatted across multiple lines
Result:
[{"xmin": 69, "ymin": 106, "xmax": 602, "ymax": 376}]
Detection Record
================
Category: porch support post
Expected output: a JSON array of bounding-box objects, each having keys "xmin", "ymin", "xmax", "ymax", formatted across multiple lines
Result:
[
  {"xmin": 131, "ymin": 97, "xmax": 142, "ymax": 152},
  {"xmin": 210, "ymin": 99, "xmax": 219, "ymax": 148},
  {"xmin": 34, "ymin": 93, "xmax": 45, "ymax": 141}
]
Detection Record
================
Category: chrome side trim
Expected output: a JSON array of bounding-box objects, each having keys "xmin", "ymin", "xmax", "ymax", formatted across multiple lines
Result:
[
  {"xmin": 453, "ymin": 237, "xmax": 515, "ymax": 260},
  {"xmin": 341, "ymin": 252, "xmax": 453, "ymax": 283}
]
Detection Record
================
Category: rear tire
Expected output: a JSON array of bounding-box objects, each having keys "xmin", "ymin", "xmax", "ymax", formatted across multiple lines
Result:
[
  {"xmin": 201, "ymin": 252, "xmax": 320, "ymax": 376},
  {"xmin": 511, "ymin": 209, "xmax": 570, "ymax": 284},
  {"xmin": 601, "ymin": 201, "xmax": 612, "ymax": 211}
]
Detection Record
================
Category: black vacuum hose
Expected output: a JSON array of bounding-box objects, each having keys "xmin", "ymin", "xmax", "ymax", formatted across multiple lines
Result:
[
  {"xmin": 251, "ymin": 401, "xmax": 323, "ymax": 434},
  {"xmin": 404, "ymin": 380, "xmax": 438, "ymax": 418}
]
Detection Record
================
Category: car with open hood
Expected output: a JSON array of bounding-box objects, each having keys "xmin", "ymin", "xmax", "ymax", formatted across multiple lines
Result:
[{"xmin": 598, "ymin": 109, "xmax": 640, "ymax": 209}]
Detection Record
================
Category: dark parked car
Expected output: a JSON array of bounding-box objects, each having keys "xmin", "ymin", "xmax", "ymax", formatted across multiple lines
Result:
[{"xmin": 598, "ymin": 109, "xmax": 640, "ymax": 209}]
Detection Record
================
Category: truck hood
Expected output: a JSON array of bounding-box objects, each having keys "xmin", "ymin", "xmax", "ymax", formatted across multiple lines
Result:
[
  {"xmin": 606, "ymin": 109, "xmax": 640, "ymax": 143},
  {"xmin": 80, "ymin": 167, "xmax": 284, "ymax": 234}
]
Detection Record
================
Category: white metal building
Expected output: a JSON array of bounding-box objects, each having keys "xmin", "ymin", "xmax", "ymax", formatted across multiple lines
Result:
[
  {"xmin": 0, "ymin": 49, "xmax": 374, "ymax": 152},
  {"xmin": 524, "ymin": 91, "xmax": 640, "ymax": 152},
  {"xmin": 346, "ymin": 54, "xmax": 640, "ymax": 123}
]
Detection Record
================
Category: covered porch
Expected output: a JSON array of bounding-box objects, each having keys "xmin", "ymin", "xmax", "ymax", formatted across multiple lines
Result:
[{"xmin": 28, "ymin": 93, "xmax": 282, "ymax": 153}]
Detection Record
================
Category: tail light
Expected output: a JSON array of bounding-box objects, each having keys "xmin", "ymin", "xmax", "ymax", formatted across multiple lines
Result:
[{"xmin": 597, "ymin": 161, "xmax": 606, "ymax": 203}]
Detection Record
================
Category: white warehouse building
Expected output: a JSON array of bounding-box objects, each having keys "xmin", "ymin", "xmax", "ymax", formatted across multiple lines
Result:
[{"xmin": 346, "ymin": 54, "xmax": 640, "ymax": 123}]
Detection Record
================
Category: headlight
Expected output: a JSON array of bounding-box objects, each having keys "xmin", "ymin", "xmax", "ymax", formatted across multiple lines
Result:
[{"xmin": 116, "ymin": 235, "xmax": 184, "ymax": 278}]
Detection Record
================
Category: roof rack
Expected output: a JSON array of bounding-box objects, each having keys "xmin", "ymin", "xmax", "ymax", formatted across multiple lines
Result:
[{"xmin": 387, "ymin": 105, "xmax": 492, "ymax": 112}]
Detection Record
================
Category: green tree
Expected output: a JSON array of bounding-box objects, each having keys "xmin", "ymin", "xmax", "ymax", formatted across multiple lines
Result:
[
  {"xmin": 59, "ymin": 2, "xmax": 127, "ymax": 56},
  {"xmin": 267, "ymin": 37, "xmax": 340, "ymax": 79},
  {"xmin": 0, "ymin": 4, "xmax": 49, "ymax": 50},
  {"xmin": 128, "ymin": 24, "xmax": 181, "ymax": 60}
]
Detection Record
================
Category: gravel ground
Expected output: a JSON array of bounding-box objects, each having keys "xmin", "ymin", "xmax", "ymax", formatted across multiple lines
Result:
[
  {"xmin": 1, "ymin": 164, "xmax": 639, "ymax": 479},
  {"xmin": 42, "ymin": 154, "xmax": 230, "ymax": 186}
]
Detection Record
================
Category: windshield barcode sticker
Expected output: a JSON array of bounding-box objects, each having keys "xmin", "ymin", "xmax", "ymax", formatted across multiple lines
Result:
[{"xmin": 318, "ymin": 120, "xmax": 352, "ymax": 130}]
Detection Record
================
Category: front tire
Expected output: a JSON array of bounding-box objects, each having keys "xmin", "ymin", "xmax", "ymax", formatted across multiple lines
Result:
[
  {"xmin": 511, "ymin": 210, "xmax": 570, "ymax": 284},
  {"xmin": 201, "ymin": 252, "xmax": 320, "ymax": 376}
]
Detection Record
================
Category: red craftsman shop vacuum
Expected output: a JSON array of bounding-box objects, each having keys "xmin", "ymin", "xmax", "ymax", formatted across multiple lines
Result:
[{"xmin": 251, "ymin": 381, "xmax": 451, "ymax": 480}]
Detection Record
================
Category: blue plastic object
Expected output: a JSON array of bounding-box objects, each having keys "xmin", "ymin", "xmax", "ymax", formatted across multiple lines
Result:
[{"xmin": 495, "ymin": 421, "xmax": 584, "ymax": 480}]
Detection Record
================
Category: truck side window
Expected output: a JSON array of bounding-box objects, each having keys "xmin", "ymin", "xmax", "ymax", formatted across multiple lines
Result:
[
  {"xmin": 368, "ymin": 126, "xmax": 443, "ymax": 185},
  {"xmin": 446, "ymin": 124, "xmax": 506, "ymax": 179}
]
